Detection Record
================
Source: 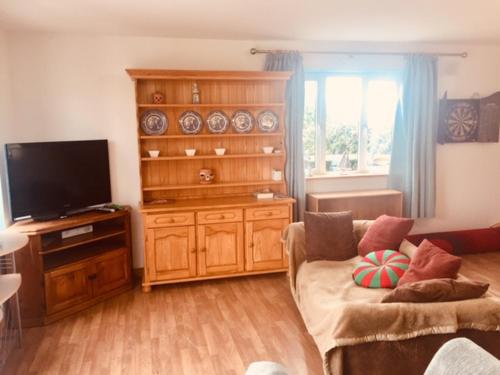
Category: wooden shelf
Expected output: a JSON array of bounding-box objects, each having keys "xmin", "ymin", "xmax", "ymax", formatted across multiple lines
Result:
[
  {"xmin": 127, "ymin": 69, "xmax": 292, "ymax": 81},
  {"xmin": 137, "ymin": 103, "xmax": 285, "ymax": 108},
  {"xmin": 141, "ymin": 153, "xmax": 284, "ymax": 161},
  {"xmin": 43, "ymin": 242, "xmax": 124, "ymax": 271},
  {"xmin": 40, "ymin": 227, "xmax": 126, "ymax": 255},
  {"xmin": 141, "ymin": 196, "xmax": 295, "ymax": 212},
  {"xmin": 140, "ymin": 133, "xmax": 283, "ymax": 140},
  {"xmin": 143, "ymin": 180, "xmax": 284, "ymax": 191}
]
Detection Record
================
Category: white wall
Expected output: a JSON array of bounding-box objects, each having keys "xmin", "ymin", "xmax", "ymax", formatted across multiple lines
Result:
[
  {"xmin": 2, "ymin": 33, "xmax": 499, "ymax": 266},
  {"xmin": 0, "ymin": 30, "xmax": 12, "ymax": 228}
]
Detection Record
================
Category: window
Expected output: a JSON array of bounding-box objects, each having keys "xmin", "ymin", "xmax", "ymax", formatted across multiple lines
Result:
[{"xmin": 303, "ymin": 73, "xmax": 399, "ymax": 176}]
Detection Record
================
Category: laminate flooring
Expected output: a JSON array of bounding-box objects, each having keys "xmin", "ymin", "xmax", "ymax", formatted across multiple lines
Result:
[{"xmin": 5, "ymin": 274, "xmax": 323, "ymax": 375}]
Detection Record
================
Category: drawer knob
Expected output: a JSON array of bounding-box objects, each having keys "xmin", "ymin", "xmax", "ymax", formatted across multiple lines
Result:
[
  {"xmin": 219, "ymin": 215, "xmax": 225, "ymax": 219},
  {"xmin": 266, "ymin": 212, "xmax": 272, "ymax": 216}
]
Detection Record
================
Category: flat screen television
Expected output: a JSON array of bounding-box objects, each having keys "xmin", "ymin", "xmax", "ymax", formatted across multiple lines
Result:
[{"xmin": 5, "ymin": 140, "xmax": 112, "ymax": 221}]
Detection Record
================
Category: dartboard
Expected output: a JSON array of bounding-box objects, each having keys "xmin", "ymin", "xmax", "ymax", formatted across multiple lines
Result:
[{"xmin": 446, "ymin": 102, "xmax": 479, "ymax": 141}]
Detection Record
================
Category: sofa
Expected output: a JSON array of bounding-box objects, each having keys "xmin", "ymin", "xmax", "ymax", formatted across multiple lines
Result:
[{"xmin": 283, "ymin": 221, "xmax": 500, "ymax": 375}]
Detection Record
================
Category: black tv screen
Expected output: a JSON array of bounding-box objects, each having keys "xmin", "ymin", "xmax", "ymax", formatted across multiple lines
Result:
[{"xmin": 5, "ymin": 140, "xmax": 112, "ymax": 220}]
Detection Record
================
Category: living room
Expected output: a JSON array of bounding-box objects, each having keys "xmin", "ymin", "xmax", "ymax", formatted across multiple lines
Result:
[{"xmin": 0, "ymin": 1, "xmax": 499, "ymax": 374}]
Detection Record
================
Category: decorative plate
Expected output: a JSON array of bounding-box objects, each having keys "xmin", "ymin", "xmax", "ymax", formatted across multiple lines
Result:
[
  {"xmin": 231, "ymin": 110, "xmax": 254, "ymax": 133},
  {"xmin": 140, "ymin": 110, "xmax": 168, "ymax": 135},
  {"xmin": 178, "ymin": 111, "xmax": 203, "ymax": 134},
  {"xmin": 207, "ymin": 111, "xmax": 229, "ymax": 134},
  {"xmin": 257, "ymin": 110, "xmax": 279, "ymax": 132}
]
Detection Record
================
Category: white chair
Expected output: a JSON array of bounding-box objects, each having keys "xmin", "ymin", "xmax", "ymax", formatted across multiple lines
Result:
[{"xmin": 0, "ymin": 231, "xmax": 28, "ymax": 369}]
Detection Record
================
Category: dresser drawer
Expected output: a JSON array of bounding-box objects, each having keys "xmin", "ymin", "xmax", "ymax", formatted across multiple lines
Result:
[
  {"xmin": 145, "ymin": 212, "xmax": 195, "ymax": 228},
  {"xmin": 197, "ymin": 209, "xmax": 243, "ymax": 224},
  {"xmin": 245, "ymin": 205, "xmax": 289, "ymax": 221}
]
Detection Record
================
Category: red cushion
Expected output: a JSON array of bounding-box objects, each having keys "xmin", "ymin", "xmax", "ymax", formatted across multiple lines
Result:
[
  {"xmin": 406, "ymin": 228, "xmax": 500, "ymax": 255},
  {"xmin": 398, "ymin": 239, "xmax": 462, "ymax": 286},
  {"xmin": 358, "ymin": 215, "xmax": 414, "ymax": 257}
]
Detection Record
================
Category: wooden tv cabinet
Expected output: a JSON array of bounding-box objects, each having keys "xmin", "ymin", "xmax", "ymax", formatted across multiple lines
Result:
[{"xmin": 8, "ymin": 209, "xmax": 133, "ymax": 327}]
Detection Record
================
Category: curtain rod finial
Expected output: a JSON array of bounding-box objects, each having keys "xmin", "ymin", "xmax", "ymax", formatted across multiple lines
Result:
[
  {"xmin": 461, "ymin": 52, "xmax": 468, "ymax": 58},
  {"xmin": 250, "ymin": 48, "xmax": 257, "ymax": 55}
]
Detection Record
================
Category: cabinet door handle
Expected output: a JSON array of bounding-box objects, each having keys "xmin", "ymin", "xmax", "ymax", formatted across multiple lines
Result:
[
  {"xmin": 201, "ymin": 248, "xmax": 207, "ymax": 252},
  {"xmin": 191, "ymin": 248, "xmax": 196, "ymax": 254}
]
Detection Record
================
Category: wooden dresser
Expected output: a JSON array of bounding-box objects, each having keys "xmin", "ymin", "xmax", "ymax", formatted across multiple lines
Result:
[{"xmin": 126, "ymin": 69, "xmax": 294, "ymax": 292}]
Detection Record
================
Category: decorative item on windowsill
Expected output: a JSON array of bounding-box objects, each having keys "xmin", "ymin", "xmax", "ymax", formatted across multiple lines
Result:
[
  {"xmin": 338, "ymin": 150, "xmax": 351, "ymax": 174},
  {"xmin": 152, "ymin": 91, "xmax": 165, "ymax": 104},
  {"xmin": 214, "ymin": 148, "xmax": 226, "ymax": 155},
  {"xmin": 192, "ymin": 82, "xmax": 200, "ymax": 104},
  {"xmin": 199, "ymin": 168, "xmax": 214, "ymax": 184},
  {"xmin": 438, "ymin": 91, "xmax": 500, "ymax": 143}
]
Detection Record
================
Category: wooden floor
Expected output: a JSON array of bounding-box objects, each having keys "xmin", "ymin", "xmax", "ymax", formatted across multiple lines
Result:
[{"xmin": 5, "ymin": 274, "xmax": 323, "ymax": 375}]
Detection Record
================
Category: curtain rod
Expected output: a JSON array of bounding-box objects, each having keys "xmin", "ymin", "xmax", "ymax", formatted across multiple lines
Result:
[{"xmin": 250, "ymin": 48, "xmax": 468, "ymax": 58}]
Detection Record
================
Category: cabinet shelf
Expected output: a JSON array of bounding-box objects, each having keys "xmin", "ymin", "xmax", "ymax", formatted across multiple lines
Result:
[
  {"xmin": 137, "ymin": 103, "xmax": 285, "ymax": 108},
  {"xmin": 142, "ymin": 153, "xmax": 284, "ymax": 161},
  {"xmin": 40, "ymin": 227, "xmax": 126, "ymax": 255},
  {"xmin": 143, "ymin": 180, "xmax": 284, "ymax": 191},
  {"xmin": 140, "ymin": 133, "xmax": 283, "ymax": 140}
]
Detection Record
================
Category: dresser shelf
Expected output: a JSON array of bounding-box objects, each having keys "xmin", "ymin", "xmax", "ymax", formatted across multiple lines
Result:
[
  {"xmin": 141, "ymin": 153, "xmax": 284, "ymax": 161},
  {"xmin": 140, "ymin": 133, "xmax": 283, "ymax": 140},
  {"xmin": 137, "ymin": 102, "xmax": 285, "ymax": 108},
  {"xmin": 143, "ymin": 180, "xmax": 283, "ymax": 191}
]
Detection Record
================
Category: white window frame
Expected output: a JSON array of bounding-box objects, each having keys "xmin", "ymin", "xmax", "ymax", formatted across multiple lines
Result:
[{"xmin": 305, "ymin": 71, "xmax": 401, "ymax": 176}]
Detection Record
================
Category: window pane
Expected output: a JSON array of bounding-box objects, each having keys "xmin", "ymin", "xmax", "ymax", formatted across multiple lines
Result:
[
  {"xmin": 366, "ymin": 80, "xmax": 399, "ymax": 172},
  {"xmin": 303, "ymin": 80, "xmax": 317, "ymax": 176},
  {"xmin": 325, "ymin": 77, "xmax": 362, "ymax": 172}
]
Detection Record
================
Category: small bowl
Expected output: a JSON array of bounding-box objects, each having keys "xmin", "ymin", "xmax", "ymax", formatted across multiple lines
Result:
[
  {"xmin": 185, "ymin": 149, "xmax": 196, "ymax": 156},
  {"xmin": 262, "ymin": 146, "xmax": 274, "ymax": 154},
  {"xmin": 148, "ymin": 150, "xmax": 160, "ymax": 158},
  {"xmin": 215, "ymin": 148, "xmax": 226, "ymax": 156}
]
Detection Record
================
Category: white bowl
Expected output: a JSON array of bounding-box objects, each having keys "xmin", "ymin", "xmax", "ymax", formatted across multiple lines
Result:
[
  {"xmin": 215, "ymin": 148, "xmax": 226, "ymax": 156},
  {"xmin": 185, "ymin": 149, "xmax": 196, "ymax": 156},
  {"xmin": 148, "ymin": 150, "xmax": 160, "ymax": 158},
  {"xmin": 262, "ymin": 146, "xmax": 274, "ymax": 154}
]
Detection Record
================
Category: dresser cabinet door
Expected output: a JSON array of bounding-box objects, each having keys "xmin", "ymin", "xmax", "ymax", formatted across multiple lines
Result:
[
  {"xmin": 92, "ymin": 248, "xmax": 131, "ymax": 297},
  {"xmin": 197, "ymin": 222, "xmax": 244, "ymax": 276},
  {"xmin": 245, "ymin": 218, "xmax": 289, "ymax": 271},
  {"xmin": 146, "ymin": 226, "xmax": 197, "ymax": 281},
  {"xmin": 45, "ymin": 262, "xmax": 93, "ymax": 315}
]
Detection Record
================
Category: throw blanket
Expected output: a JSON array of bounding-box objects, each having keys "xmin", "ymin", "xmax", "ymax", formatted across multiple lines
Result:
[{"xmin": 284, "ymin": 223, "xmax": 500, "ymax": 374}]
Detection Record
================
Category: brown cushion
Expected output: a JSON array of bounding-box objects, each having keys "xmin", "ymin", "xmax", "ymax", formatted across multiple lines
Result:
[
  {"xmin": 304, "ymin": 211, "xmax": 356, "ymax": 262},
  {"xmin": 381, "ymin": 278, "xmax": 489, "ymax": 303},
  {"xmin": 397, "ymin": 239, "xmax": 462, "ymax": 286},
  {"xmin": 358, "ymin": 215, "xmax": 414, "ymax": 256}
]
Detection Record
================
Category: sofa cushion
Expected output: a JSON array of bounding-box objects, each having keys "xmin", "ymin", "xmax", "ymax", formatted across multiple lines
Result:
[
  {"xmin": 353, "ymin": 250, "xmax": 410, "ymax": 288},
  {"xmin": 304, "ymin": 211, "xmax": 356, "ymax": 262},
  {"xmin": 358, "ymin": 215, "xmax": 414, "ymax": 256},
  {"xmin": 382, "ymin": 278, "xmax": 489, "ymax": 303},
  {"xmin": 398, "ymin": 239, "xmax": 462, "ymax": 286}
]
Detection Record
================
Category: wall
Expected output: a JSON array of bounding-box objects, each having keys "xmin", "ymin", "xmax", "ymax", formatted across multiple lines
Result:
[
  {"xmin": 0, "ymin": 30, "xmax": 12, "ymax": 228},
  {"xmin": 1, "ymin": 33, "xmax": 499, "ymax": 266}
]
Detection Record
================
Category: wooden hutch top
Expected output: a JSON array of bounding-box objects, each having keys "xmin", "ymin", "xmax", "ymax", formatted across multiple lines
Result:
[{"xmin": 127, "ymin": 69, "xmax": 294, "ymax": 213}]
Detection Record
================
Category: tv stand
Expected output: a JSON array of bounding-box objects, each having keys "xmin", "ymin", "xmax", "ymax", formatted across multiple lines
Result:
[{"xmin": 7, "ymin": 208, "xmax": 133, "ymax": 326}]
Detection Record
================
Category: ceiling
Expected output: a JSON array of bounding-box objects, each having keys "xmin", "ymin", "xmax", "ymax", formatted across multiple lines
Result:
[{"xmin": 1, "ymin": 0, "xmax": 500, "ymax": 42}]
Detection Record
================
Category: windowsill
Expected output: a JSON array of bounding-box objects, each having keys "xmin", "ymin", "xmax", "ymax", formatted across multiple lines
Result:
[{"xmin": 306, "ymin": 171, "xmax": 388, "ymax": 180}]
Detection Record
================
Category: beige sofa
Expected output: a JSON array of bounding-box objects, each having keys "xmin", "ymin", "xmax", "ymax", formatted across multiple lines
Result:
[{"xmin": 283, "ymin": 221, "xmax": 500, "ymax": 375}]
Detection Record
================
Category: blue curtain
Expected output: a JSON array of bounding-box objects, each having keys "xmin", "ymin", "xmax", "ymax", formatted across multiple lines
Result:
[
  {"xmin": 264, "ymin": 52, "xmax": 305, "ymax": 221},
  {"xmin": 388, "ymin": 54, "xmax": 438, "ymax": 218}
]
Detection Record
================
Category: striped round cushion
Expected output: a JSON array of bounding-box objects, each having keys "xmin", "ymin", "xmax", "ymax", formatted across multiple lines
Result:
[{"xmin": 353, "ymin": 250, "xmax": 410, "ymax": 288}]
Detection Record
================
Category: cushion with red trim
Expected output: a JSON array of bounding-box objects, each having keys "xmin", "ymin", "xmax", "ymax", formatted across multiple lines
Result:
[{"xmin": 353, "ymin": 250, "xmax": 410, "ymax": 288}]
